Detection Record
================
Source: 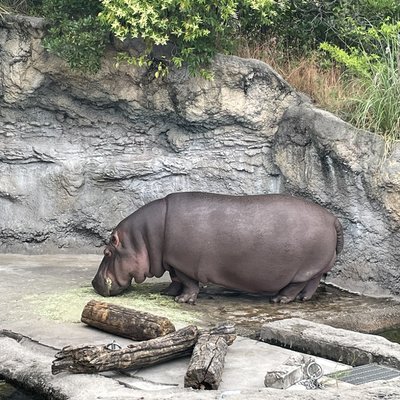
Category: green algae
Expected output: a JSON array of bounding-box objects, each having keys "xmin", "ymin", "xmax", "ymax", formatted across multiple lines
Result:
[
  {"xmin": 378, "ymin": 326, "xmax": 400, "ymax": 344},
  {"xmin": 23, "ymin": 284, "xmax": 199, "ymax": 326}
]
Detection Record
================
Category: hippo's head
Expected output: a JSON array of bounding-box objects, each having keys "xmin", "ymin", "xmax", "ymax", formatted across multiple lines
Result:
[{"xmin": 92, "ymin": 227, "xmax": 150, "ymax": 297}]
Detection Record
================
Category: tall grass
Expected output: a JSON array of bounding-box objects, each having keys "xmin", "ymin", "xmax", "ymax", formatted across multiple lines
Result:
[
  {"xmin": 347, "ymin": 70, "xmax": 400, "ymax": 143},
  {"xmin": 236, "ymin": 31, "xmax": 400, "ymax": 144},
  {"xmin": 236, "ymin": 39, "xmax": 353, "ymax": 121},
  {"xmin": 341, "ymin": 31, "xmax": 400, "ymax": 143}
]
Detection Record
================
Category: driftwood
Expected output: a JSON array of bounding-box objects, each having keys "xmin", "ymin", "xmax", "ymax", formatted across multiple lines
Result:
[
  {"xmin": 201, "ymin": 322, "xmax": 236, "ymax": 346},
  {"xmin": 81, "ymin": 300, "xmax": 175, "ymax": 341},
  {"xmin": 52, "ymin": 325, "xmax": 198, "ymax": 375},
  {"xmin": 185, "ymin": 322, "xmax": 236, "ymax": 390}
]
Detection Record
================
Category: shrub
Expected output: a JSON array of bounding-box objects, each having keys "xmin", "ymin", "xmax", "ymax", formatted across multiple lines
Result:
[
  {"xmin": 264, "ymin": 0, "xmax": 400, "ymax": 54},
  {"xmin": 99, "ymin": 0, "xmax": 276, "ymax": 78},
  {"xmin": 37, "ymin": 0, "xmax": 276, "ymax": 77},
  {"xmin": 320, "ymin": 22, "xmax": 400, "ymax": 141},
  {"xmin": 41, "ymin": 0, "xmax": 109, "ymax": 73}
]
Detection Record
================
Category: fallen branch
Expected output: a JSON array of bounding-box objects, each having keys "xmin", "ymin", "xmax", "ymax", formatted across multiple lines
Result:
[
  {"xmin": 52, "ymin": 325, "xmax": 198, "ymax": 375},
  {"xmin": 81, "ymin": 300, "xmax": 175, "ymax": 341}
]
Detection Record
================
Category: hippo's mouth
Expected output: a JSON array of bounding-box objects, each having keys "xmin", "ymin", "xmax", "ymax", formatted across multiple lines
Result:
[{"xmin": 92, "ymin": 275, "xmax": 128, "ymax": 297}]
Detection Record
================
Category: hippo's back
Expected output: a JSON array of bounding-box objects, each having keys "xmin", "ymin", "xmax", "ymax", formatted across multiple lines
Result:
[{"xmin": 163, "ymin": 192, "xmax": 339, "ymax": 293}]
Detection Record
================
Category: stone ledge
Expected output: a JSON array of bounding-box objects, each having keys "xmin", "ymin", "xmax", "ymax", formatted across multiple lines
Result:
[
  {"xmin": 2, "ymin": 333, "xmax": 400, "ymax": 400},
  {"xmin": 260, "ymin": 318, "xmax": 400, "ymax": 369}
]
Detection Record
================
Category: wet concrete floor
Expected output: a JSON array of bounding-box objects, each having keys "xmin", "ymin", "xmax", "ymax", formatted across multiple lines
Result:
[
  {"xmin": 1, "ymin": 253, "xmax": 400, "ymax": 341},
  {"xmin": 187, "ymin": 283, "xmax": 400, "ymax": 339},
  {"xmin": 1, "ymin": 254, "xmax": 400, "ymax": 398}
]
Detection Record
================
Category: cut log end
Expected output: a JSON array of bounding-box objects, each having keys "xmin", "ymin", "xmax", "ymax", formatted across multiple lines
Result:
[
  {"xmin": 53, "ymin": 302, "xmax": 236, "ymax": 385},
  {"xmin": 184, "ymin": 322, "xmax": 236, "ymax": 390}
]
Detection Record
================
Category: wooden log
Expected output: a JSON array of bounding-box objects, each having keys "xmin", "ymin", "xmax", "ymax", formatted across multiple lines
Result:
[
  {"xmin": 184, "ymin": 322, "xmax": 236, "ymax": 390},
  {"xmin": 81, "ymin": 300, "xmax": 175, "ymax": 341},
  {"xmin": 52, "ymin": 325, "xmax": 198, "ymax": 375},
  {"xmin": 203, "ymin": 322, "xmax": 236, "ymax": 346}
]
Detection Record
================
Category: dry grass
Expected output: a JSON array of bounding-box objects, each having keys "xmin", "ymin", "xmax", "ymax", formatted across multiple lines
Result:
[
  {"xmin": 236, "ymin": 39, "xmax": 400, "ymax": 145},
  {"xmin": 235, "ymin": 39, "xmax": 360, "ymax": 121}
]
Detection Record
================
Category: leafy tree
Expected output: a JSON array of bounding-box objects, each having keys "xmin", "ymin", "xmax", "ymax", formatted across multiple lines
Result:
[
  {"xmin": 100, "ymin": 0, "xmax": 276, "ymax": 78},
  {"xmin": 40, "ymin": 0, "xmax": 276, "ymax": 77},
  {"xmin": 264, "ymin": 0, "xmax": 400, "ymax": 53}
]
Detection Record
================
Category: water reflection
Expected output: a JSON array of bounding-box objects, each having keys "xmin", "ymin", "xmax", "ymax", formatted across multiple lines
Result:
[
  {"xmin": 378, "ymin": 327, "xmax": 400, "ymax": 344},
  {"xmin": 0, "ymin": 381, "xmax": 39, "ymax": 400}
]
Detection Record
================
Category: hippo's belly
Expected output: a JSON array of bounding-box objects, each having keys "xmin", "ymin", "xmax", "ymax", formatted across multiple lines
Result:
[{"xmin": 163, "ymin": 192, "xmax": 338, "ymax": 293}]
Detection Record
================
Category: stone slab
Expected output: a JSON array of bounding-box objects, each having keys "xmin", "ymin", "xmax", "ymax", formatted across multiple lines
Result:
[
  {"xmin": 264, "ymin": 355, "xmax": 315, "ymax": 389},
  {"xmin": 1, "ymin": 333, "xmax": 400, "ymax": 400},
  {"xmin": 265, "ymin": 364, "xmax": 303, "ymax": 389},
  {"xmin": 261, "ymin": 318, "xmax": 400, "ymax": 369}
]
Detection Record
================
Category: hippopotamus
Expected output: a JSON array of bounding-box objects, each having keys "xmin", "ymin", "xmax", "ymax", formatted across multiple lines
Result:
[{"xmin": 92, "ymin": 192, "xmax": 343, "ymax": 304}]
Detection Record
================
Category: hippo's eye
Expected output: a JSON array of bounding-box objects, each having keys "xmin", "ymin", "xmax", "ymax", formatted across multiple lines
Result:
[{"xmin": 104, "ymin": 248, "xmax": 112, "ymax": 257}]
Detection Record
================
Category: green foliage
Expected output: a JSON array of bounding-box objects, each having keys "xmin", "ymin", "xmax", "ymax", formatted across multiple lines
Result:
[
  {"xmin": 0, "ymin": 0, "xmax": 43, "ymax": 16},
  {"xmin": 261, "ymin": 0, "xmax": 400, "ymax": 141},
  {"xmin": 319, "ymin": 43, "xmax": 378, "ymax": 79},
  {"xmin": 36, "ymin": 0, "xmax": 276, "ymax": 77},
  {"xmin": 236, "ymin": 0, "xmax": 278, "ymax": 37},
  {"xmin": 265, "ymin": 0, "xmax": 400, "ymax": 53},
  {"xmin": 100, "ymin": 0, "xmax": 275, "ymax": 78},
  {"xmin": 41, "ymin": 0, "xmax": 108, "ymax": 73},
  {"xmin": 321, "ymin": 22, "xmax": 400, "ymax": 141}
]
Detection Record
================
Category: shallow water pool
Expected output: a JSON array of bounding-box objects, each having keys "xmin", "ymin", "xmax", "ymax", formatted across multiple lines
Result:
[
  {"xmin": 0, "ymin": 381, "xmax": 40, "ymax": 400},
  {"xmin": 378, "ymin": 327, "xmax": 400, "ymax": 344}
]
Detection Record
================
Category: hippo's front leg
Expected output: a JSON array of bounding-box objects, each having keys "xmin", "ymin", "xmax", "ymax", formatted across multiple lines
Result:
[
  {"xmin": 173, "ymin": 269, "xmax": 199, "ymax": 305},
  {"xmin": 161, "ymin": 269, "xmax": 183, "ymax": 297}
]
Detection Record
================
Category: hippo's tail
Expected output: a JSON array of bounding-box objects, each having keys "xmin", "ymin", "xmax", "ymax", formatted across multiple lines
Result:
[{"xmin": 334, "ymin": 218, "xmax": 344, "ymax": 255}]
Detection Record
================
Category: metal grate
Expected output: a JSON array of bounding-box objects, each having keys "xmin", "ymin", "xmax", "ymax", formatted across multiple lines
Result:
[{"xmin": 332, "ymin": 363, "xmax": 400, "ymax": 385}]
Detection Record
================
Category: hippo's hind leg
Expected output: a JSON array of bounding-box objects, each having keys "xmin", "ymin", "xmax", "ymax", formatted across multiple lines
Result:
[
  {"xmin": 271, "ymin": 282, "xmax": 307, "ymax": 304},
  {"xmin": 173, "ymin": 269, "xmax": 199, "ymax": 305},
  {"xmin": 296, "ymin": 275, "xmax": 322, "ymax": 301},
  {"xmin": 295, "ymin": 253, "xmax": 337, "ymax": 301},
  {"xmin": 161, "ymin": 269, "xmax": 183, "ymax": 297}
]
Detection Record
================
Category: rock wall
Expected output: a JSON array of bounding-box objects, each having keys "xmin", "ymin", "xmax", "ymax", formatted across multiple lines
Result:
[{"xmin": 0, "ymin": 15, "xmax": 399, "ymax": 298}]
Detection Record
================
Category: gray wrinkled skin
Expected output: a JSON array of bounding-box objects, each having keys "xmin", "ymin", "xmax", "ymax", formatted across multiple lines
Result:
[{"xmin": 92, "ymin": 192, "xmax": 343, "ymax": 304}]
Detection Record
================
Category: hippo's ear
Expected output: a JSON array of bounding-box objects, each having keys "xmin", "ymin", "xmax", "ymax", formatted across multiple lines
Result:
[{"xmin": 111, "ymin": 232, "xmax": 120, "ymax": 247}]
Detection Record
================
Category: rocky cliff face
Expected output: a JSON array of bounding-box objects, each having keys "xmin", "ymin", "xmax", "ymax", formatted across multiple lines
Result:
[{"xmin": 0, "ymin": 15, "xmax": 399, "ymax": 298}]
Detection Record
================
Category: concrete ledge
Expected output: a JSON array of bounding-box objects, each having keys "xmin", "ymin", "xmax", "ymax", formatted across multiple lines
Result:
[
  {"xmin": 2, "ymin": 330, "xmax": 400, "ymax": 399},
  {"xmin": 260, "ymin": 318, "xmax": 400, "ymax": 369}
]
